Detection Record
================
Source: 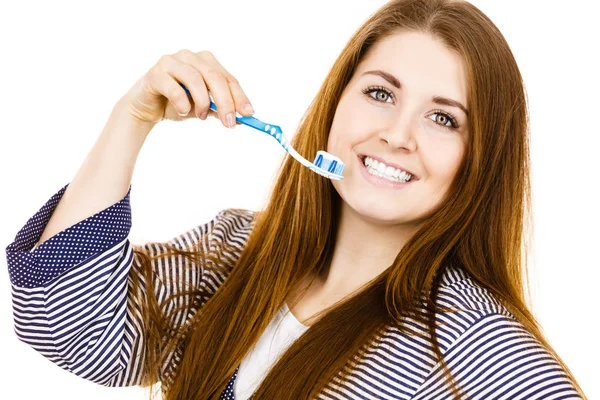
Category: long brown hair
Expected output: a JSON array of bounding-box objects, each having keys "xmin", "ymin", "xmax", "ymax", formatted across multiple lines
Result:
[{"xmin": 130, "ymin": 0, "xmax": 587, "ymax": 398}]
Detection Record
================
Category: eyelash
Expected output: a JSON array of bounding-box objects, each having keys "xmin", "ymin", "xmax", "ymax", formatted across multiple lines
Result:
[{"xmin": 361, "ymin": 85, "xmax": 460, "ymax": 131}]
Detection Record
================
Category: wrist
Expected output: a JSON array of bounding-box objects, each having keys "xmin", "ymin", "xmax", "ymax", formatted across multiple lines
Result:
[{"xmin": 110, "ymin": 98, "xmax": 157, "ymax": 137}]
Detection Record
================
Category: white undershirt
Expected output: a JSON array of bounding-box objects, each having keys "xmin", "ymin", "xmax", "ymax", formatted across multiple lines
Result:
[{"xmin": 234, "ymin": 302, "xmax": 309, "ymax": 399}]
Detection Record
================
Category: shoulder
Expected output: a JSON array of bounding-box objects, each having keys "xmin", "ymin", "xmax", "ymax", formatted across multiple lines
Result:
[
  {"xmin": 373, "ymin": 265, "xmax": 518, "ymax": 366},
  {"xmin": 212, "ymin": 208, "xmax": 258, "ymax": 238},
  {"xmin": 155, "ymin": 207, "xmax": 258, "ymax": 253},
  {"xmin": 433, "ymin": 266, "xmax": 571, "ymax": 376},
  {"xmin": 372, "ymin": 266, "xmax": 580, "ymax": 398},
  {"xmin": 134, "ymin": 207, "xmax": 259, "ymax": 282},
  {"xmin": 371, "ymin": 265, "xmax": 516, "ymax": 373},
  {"xmin": 436, "ymin": 264, "xmax": 515, "ymax": 319},
  {"xmin": 409, "ymin": 312, "xmax": 581, "ymax": 398},
  {"xmin": 203, "ymin": 208, "xmax": 258, "ymax": 253},
  {"xmin": 132, "ymin": 207, "xmax": 259, "ymax": 301}
]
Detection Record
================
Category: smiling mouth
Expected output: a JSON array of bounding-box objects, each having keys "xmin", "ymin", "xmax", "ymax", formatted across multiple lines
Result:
[
  {"xmin": 357, "ymin": 156, "xmax": 417, "ymax": 187},
  {"xmin": 358, "ymin": 155, "xmax": 418, "ymax": 181}
]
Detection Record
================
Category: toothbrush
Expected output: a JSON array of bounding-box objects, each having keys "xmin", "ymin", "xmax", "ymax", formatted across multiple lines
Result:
[{"xmin": 179, "ymin": 84, "xmax": 345, "ymax": 180}]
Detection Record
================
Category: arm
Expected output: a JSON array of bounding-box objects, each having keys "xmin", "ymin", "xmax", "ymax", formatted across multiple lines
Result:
[
  {"xmin": 34, "ymin": 98, "xmax": 155, "ymax": 250},
  {"xmin": 6, "ymin": 183, "xmax": 253, "ymax": 387}
]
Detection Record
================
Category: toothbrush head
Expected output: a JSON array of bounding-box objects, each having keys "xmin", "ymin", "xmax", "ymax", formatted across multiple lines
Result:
[{"xmin": 311, "ymin": 151, "xmax": 345, "ymax": 180}]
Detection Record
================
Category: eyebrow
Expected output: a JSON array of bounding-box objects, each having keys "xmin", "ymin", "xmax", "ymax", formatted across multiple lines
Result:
[{"xmin": 361, "ymin": 69, "xmax": 469, "ymax": 117}]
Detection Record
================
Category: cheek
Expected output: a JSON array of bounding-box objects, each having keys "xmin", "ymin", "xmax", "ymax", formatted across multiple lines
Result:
[
  {"xmin": 327, "ymin": 99, "xmax": 370, "ymax": 154},
  {"xmin": 424, "ymin": 140, "xmax": 465, "ymax": 182},
  {"xmin": 326, "ymin": 108, "xmax": 348, "ymax": 155}
]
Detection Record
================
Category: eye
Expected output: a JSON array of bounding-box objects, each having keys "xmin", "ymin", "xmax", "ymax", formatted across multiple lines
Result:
[
  {"xmin": 428, "ymin": 110, "xmax": 460, "ymax": 131},
  {"xmin": 362, "ymin": 86, "xmax": 394, "ymax": 103},
  {"xmin": 362, "ymin": 86, "xmax": 461, "ymax": 131}
]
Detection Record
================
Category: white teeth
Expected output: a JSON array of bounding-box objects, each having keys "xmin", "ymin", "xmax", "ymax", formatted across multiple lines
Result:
[{"xmin": 363, "ymin": 156, "xmax": 412, "ymax": 182}]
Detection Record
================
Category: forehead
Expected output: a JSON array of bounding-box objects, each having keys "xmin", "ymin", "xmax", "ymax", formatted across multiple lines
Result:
[{"xmin": 357, "ymin": 31, "xmax": 468, "ymax": 106}]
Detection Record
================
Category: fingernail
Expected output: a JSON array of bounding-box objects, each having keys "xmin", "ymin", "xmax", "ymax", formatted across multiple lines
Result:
[
  {"xmin": 200, "ymin": 111, "xmax": 208, "ymax": 119},
  {"xmin": 226, "ymin": 113, "xmax": 235, "ymax": 128},
  {"xmin": 244, "ymin": 103, "xmax": 254, "ymax": 113}
]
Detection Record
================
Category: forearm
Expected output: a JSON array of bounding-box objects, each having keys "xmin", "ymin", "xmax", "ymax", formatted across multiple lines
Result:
[{"xmin": 35, "ymin": 99, "xmax": 156, "ymax": 247}]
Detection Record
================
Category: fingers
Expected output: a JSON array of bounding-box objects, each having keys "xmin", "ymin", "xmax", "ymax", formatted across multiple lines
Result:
[
  {"xmin": 154, "ymin": 55, "xmax": 207, "ymax": 118},
  {"xmin": 149, "ymin": 49, "xmax": 255, "ymax": 128},
  {"xmin": 228, "ymin": 78, "xmax": 255, "ymax": 116},
  {"xmin": 209, "ymin": 54, "xmax": 255, "ymax": 116},
  {"xmin": 173, "ymin": 50, "xmax": 254, "ymax": 128}
]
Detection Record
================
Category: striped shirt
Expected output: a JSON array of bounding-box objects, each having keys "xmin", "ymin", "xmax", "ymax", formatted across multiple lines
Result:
[{"xmin": 6, "ymin": 182, "xmax": 582, "ymax": 399}]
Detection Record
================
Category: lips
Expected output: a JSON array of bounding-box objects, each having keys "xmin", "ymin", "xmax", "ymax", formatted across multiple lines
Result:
[{"xmin": 358, "ymin": 154, "xmax": 419, "ymax": 179}]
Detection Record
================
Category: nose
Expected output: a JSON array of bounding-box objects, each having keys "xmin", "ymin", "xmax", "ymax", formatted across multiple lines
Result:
[{"xmin": 379, "ymin": 112, "xmax": 417, "ymax": 152}]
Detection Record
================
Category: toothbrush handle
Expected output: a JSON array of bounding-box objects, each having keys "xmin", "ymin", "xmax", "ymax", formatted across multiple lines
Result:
[
  {"xmin": 208, "ymin": 101, "xmax": 280, "ymax": 134},
  {"xmin": 178, "ymin": 85, "xmax": 343, "ymax": 180},
  {"xmin": 178, "ymin": 84, "xmax": 300, "ymax": 160},
  {"xmin": 177, "ymin": 83, "xmax": 273, "ymax": 132}
]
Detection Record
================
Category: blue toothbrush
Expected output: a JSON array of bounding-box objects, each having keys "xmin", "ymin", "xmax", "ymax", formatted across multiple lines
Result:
[{"xmin": 179, "ymin": 84, "xmax": 345, "ymax": 180}]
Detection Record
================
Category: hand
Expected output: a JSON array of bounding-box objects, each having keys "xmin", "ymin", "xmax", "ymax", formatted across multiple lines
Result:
[{"xmin": 119, "ymin": 49, "xmax": 254, "ymax": 128}]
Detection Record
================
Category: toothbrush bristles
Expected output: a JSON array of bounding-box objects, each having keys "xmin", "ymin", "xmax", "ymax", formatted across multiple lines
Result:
[{"xmin": 311, "ymin": 150, "xmax": 345, "ymax": 180}]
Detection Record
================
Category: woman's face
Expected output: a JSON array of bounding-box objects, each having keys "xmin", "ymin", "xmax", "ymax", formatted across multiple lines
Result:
[{"xmin": 327, "ymin": 30, "xmax": 469, "ymax": 227}]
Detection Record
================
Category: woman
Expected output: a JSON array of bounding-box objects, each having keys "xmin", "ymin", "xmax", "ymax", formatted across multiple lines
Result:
[{"xmin": 5, "ymin": 0, "xmax": 588, "ymax": 398}]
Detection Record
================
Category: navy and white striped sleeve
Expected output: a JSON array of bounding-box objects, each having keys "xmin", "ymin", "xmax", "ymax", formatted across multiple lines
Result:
[
  {"xmin": 410, "ymin": 313, "xmax": 582, "ymax": 399},
  {"xmin": 4, "ymin": 183, "xmax": 228, "ymax": 388}
]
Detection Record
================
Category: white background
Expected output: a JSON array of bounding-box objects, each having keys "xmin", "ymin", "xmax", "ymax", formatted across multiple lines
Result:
[{"xmin": 0, "ymin": 0, "xmax": 598, "ymax": 398}]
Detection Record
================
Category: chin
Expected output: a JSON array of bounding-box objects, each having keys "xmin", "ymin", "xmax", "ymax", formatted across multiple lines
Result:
[{"xmin": 345, "ymin": 198, "xmax": 416, "ymax": 225}]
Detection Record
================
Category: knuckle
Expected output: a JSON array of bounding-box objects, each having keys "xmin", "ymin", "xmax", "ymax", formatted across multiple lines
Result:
[
  {"xmin": 176, "ymin": 49, "xmax": 197, "ymax": 64},
  {"xmin": 167, "ymin": 86, "xmax": 185, "ymax": 101},
  {"xmin": 176, "ymin": 48, "xmax": 193, "ymax": 57},
  {"xmin": 182, "ymin": 52, "xmax": 197, "ymax": 65},
  {"xmin": 198, "ymin": 50, "xmax": 214, "ymax": 60},
  {"xmin": 158, "ymin": 54, "xmax": 171, "ymax": 65},
  {"xmin": 157, "ymin": 55, "xmax": 175, "ymax": 72}
]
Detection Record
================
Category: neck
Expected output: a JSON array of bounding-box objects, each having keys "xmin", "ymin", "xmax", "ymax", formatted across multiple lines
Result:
[{"xmin": 319, "ymin": 202, "xmax": 420, "ymax": 294}]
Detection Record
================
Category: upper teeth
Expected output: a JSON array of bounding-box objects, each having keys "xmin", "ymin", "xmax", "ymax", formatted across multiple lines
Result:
[{"xmin": 363, "ymin": 156, "xmax": 413, "ymax": 180}]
